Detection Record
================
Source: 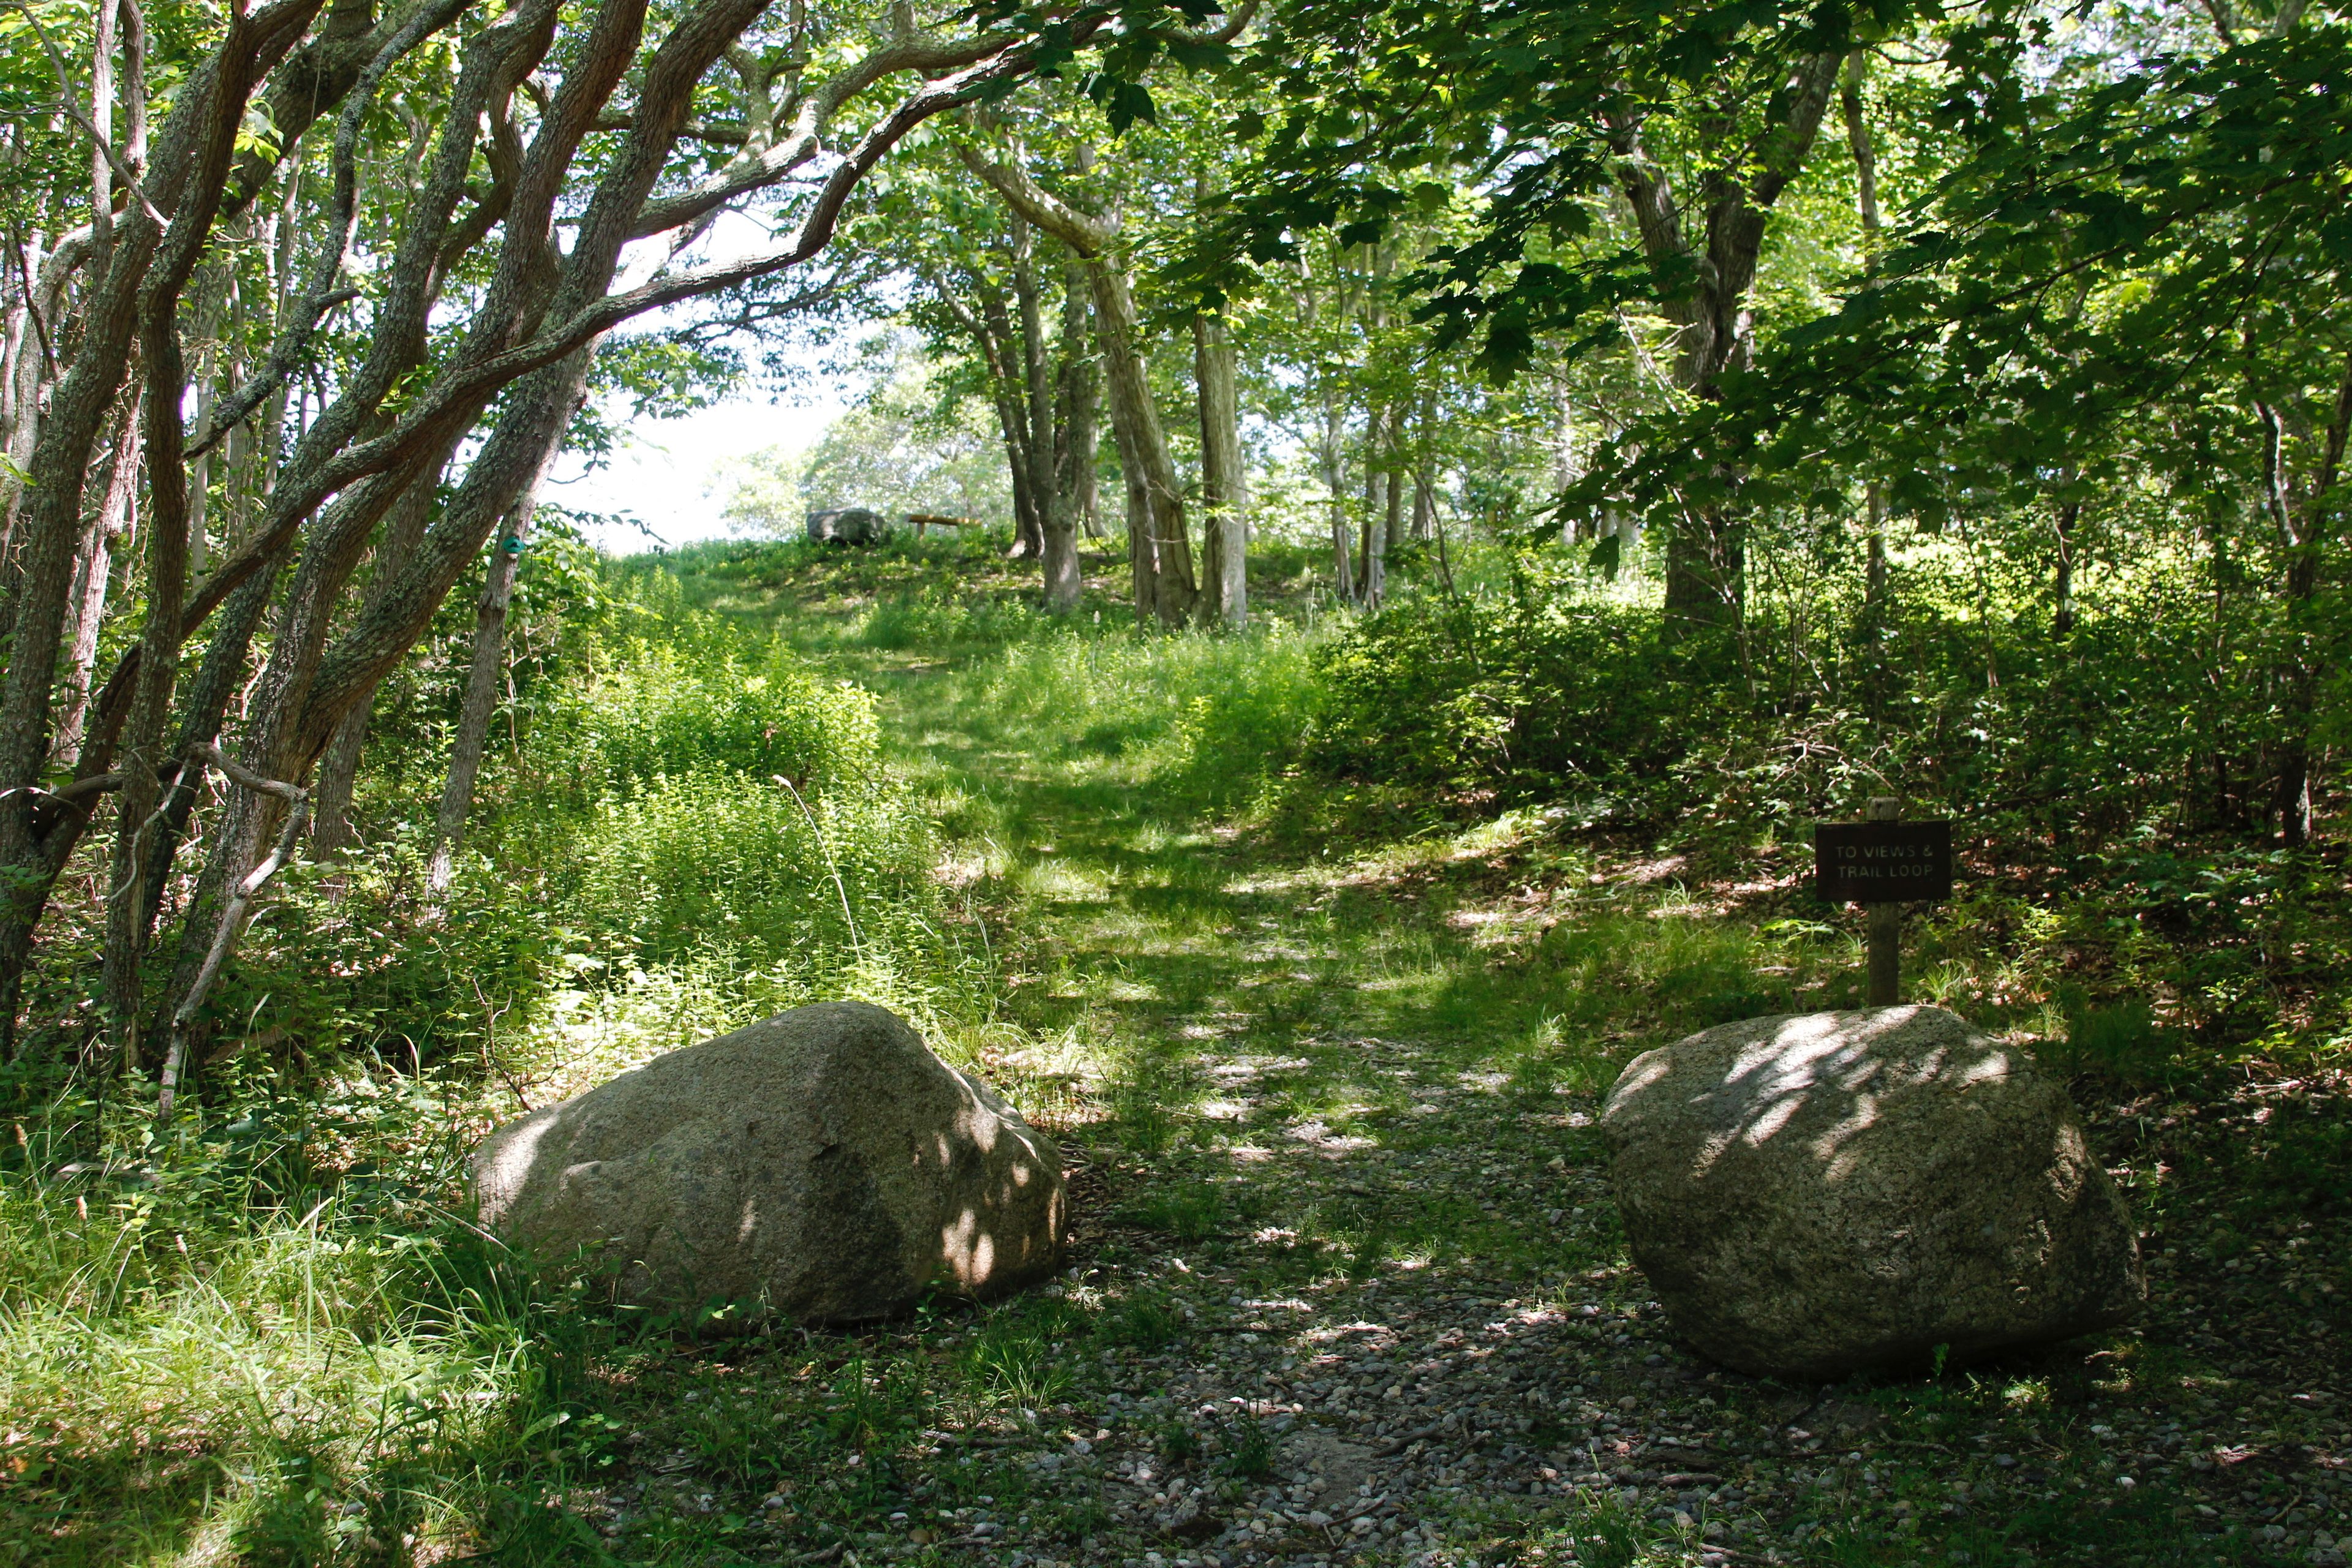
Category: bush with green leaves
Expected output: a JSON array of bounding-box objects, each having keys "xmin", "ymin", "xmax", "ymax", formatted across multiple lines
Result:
[
  {"xmin": 563, "ymin": 766, "xmax": 936, "ymax": 970},
  {"xmin": 1305, "ymin": 545, "xmax": 2294, "ymax": 854},
  {"xmin": 192, "ymin": 570, "xmax": 950, "ymax": 1077},
  {"xmin": 521, "ymin": 635, "xmax": 886, "ymax": 807},
  {"xmin": 505, "ymin": 597, "xmax": 952, "ymax": 995}
]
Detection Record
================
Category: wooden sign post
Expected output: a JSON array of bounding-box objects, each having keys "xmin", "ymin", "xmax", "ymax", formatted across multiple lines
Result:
[{"xmin": 1814, "ymin": 797, "xmax": 1953, "ymax": 1006}]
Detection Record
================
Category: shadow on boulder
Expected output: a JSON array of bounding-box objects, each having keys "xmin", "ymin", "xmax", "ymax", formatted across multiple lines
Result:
[
  {"xmin": 1599, "ymin": 1005, "xmax": 2143, "ymax": 1380},
  {"xmin": 470, "ymin": 1001, "xmax": 1063, "ymax": 1326}
]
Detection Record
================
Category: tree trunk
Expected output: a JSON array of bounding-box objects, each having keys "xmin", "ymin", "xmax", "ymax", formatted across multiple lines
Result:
[
  {"xmin": 2273, "ymin": 545, "xmax": 2318, "ymax": 847},
  {"xmin": 1107, "ymin": 391, "xmax": 1156, "ymax": 621},
  {"xmin": 53, "ymin": 411, "xmax": 141, "ymax": 769},
  {"xmin": 1078, "ymin": 396, "xmax": 1103, "ymax": 539},
  {"xmin": 156, "ymin": 343, "xmax": 593, "ymax": 1063},
  {"xmin": 1865, "ymin": 486, "xmax": 1889, "ymax": 616},
  {"xmin": 989, "ymin": 379, "xmax": 1046, "ymax": 555},
  {"xmin": 1554, "ymin": 392, "xmax": 1579, "ymax": 545},
  {"xmin": 1845, "ymin": 50, "xmax": 1893, "ymax": 669},
  {"xmin": 1193, "ymin": 309, "xmax": 1245, "ymax": 627},
  {"xmin": 1321, "ymin": 390, "xmax": 1353, "ymax": 604},
  {"xmin": 1, "ymin": 231, "xmax": 91, "ymax": 560},
  {"xmin": 1841, "ymin": 52, "xmax": 1883, "ymax": 240},
  {"xmin": 1610, "ymin": 52, "xmax": 1844, "ymax": 640},
  {"xmin": 2263, "ymin": 350, "xmax": 2352, "ymax": 846},
  {"xmin": 428, "ymin": 492, "xmax": 541, "ymax": 891},
  {"xmin": 1043, "ymin": 264, "xmax": 1092, "ymax": 611},
  {"xmin": 1009, "ymin": 216, "xmax": 1058, "ymax": 572},
  {"xmin": 956, "ymin": 144, "xmax": 1194, "ymax": 625},
  {"xmin": 1086, "ymin": 260, "xmax": 1194, "ymax": 625},
  {"xmin": 1357, "ymin": 431, "xmax": 1385, "ymax": 609},
  {"xmin": 0, "ymin": 260, "xmax": 162, "ymax": 1042},
  {"xmin": 1411, "ymin": 392, "xmax": 1437, "ymax": 541},
  {"xmin": 1664, "ymin": 511, "xmax": 1746, "ymax": 632},
  {"xmin": 978, "ymin": 286, "xmax": 1045, "ymax": 559},
  {"xmin": 2051, "ymin": 499, "xmax": 2079, "ymax": 639},
  {"xmin": 108, "ymin": 559, "xmax": 285, "ymax": 1072},
  {"xmin": 932, "ymin": 276, "xmax": 1042, "ymax": 559},
  {"xmin": 0, "ymin": 0, "xmax": 303, "ymax": 1050},
  {"xmin": 1382, "ymin": 407, "xmax": 1404, "ymax": 554},
  {"xmin": 184, "ymin": 258, "xmax": 232, "ymax": 575},
  {"xmin": 312, "ymin": 466, "xmax": 443, "ymax": 856}
]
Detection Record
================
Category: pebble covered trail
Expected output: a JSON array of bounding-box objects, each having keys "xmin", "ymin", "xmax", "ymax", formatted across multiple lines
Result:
[{"xmin": 571, "ymin": 1030, "xmax": 2347, "ymax": 1568}]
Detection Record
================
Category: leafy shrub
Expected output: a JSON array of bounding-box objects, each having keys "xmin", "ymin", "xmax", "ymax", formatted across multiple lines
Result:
[
  {"xmin": 1303, "ymin": 547, "xmax": 2284, "ymax": 856},
  {"xmin": 1305, "ymin": 585, "xmax": 1687, "ymax": 816},
  {"xmin": 563, "ymin": 769, "xmax": 932, "ymax": 967},
  {"xmin": 216, "ymin": 829, "xmax": 564, "ymax": 1072},
  {"xmin": 523, "ymin": 638, "xmax": 883, "ymax": 805}
]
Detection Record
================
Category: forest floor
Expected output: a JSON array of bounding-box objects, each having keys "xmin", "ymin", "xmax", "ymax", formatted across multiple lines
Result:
[{"xmin": 533, "ymin": 546, "xmax": 2345, "ymax": 1568}]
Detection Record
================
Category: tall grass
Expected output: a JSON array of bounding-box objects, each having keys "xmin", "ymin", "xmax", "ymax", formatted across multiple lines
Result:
[
  {"xmin": 0, "ymin": 1117, "xmax": 592, "ymax": 1566},
  {"xmin": 940, "ymin": 620, "xmax": 1321, "ymax": 815},
  {"xmin": 0, "ymin": 549, "xmax": 1016, "ymax": 1562}
]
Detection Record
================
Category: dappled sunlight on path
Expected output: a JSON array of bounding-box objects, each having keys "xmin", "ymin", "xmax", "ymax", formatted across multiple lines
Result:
[{"xmin": 581, "ymin": 550, "xmax": 2313, "ymax": 1568}]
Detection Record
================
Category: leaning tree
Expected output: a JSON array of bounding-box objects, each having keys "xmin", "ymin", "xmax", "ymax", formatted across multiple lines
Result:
[{"xmin": 0, "ymin": 0, "xmax": 1235, "ymax": 1090}]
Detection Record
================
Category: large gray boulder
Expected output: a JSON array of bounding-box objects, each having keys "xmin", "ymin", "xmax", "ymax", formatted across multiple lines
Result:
[
  {"xmin": 805, "ymin": 507, "xmax": 889, "ymax": 545},
  {"xmin": 471, "ymin": 1001, "xmax": 1063, "ymax": 1325},
  {"xmin": 1599, "ymin": 1006, "xmax": 2141, "ymax": 1379}
]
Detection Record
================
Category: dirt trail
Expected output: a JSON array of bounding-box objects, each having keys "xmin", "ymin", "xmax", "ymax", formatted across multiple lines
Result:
[
  {"xmin": 576, "ymin": 573, "xmax": 2345, "ymax": 1568},
  {"xmin": 845, "ymin": 635, "xmax": 2345, "ymax": 1568}
]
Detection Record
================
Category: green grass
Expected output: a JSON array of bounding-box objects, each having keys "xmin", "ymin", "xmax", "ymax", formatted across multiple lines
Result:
[{"xmin": 4, "ymin": 535, "xmax": 2327, "ymax": 1564}]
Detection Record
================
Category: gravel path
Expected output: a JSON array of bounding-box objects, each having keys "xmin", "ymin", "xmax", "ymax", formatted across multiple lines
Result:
[
  {"xmin": 567, "ymin": 1028, "xmax": 2346, "ymax": 1568},
  {"xmin": 556, "ymin": 605, "xmax": 2350, "ymax": 1568}
]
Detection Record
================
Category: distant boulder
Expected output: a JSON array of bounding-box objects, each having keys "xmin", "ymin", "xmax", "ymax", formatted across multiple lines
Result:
[
  {"xmin": 1599, "ymin": 1006, "xmax": 2142, "ymax": 1379},
  {"xmin": 472, "ymin": 1001, "xmax": 1063, "ymax": 1325},
  {"xmin": 806, "ymin": 507, "xmax": 889, "ymax": 545}
]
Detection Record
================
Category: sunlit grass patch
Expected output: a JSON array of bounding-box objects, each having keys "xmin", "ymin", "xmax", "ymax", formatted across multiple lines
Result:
[
  {"xmin": 0, "ymin": 1149, "xmax": 594, "ymax": 1566},
  {"xmin": 1014, "ymin": 858, "xmax": 1114, "ymax": 903}
]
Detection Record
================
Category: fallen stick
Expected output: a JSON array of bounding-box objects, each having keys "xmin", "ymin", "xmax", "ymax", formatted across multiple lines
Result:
[{"xmin": 1371, "ymin": 1423, "xmax": 1442, "ymax": 1458}]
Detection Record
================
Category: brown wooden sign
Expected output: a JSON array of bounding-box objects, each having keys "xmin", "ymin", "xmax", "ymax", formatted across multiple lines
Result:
[{"xmin": 1814, "ymin": 820, "xmax": 1953, "ymax": 904}]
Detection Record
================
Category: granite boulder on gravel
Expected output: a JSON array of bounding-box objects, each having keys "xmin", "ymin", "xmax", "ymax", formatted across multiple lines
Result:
[
  {"xmin": 1601, "ymin": 1005, "xmax": 2143, "ymax": 1378},
  {"xmin": 473, "ymin": 1000, "xmax": 1065, "ymax": 1324}
]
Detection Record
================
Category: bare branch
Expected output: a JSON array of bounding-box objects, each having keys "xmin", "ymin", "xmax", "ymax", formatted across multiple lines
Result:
[
  {"xmin": 155, "ymin": 750, "xmax": 309, "ymax": 1118},
  {"xmin": 188, "ymin": 740, "xmax": 307, "ymax": 805},
  {"xmin": 1164, "ymin": 0, "xmax": 1259, "ymax": 48},
  {"xmin": 183, "ymin": 288, "xmax": 359, "ymax": 458},
  {"xmin": 627, "ymin": 28, "xmax": 1023, "ymax": 239},
  {"xmin": 956, "ymin": 140, "xmax": 1112, "ymax": 255}
]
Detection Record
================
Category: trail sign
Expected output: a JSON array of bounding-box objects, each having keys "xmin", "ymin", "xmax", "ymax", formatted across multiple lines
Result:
[
  {"xmin": 1813, "ymin": 800, "xmax": 1953, "ymax": 1007},
  {"xmin": 1814, "ymin": 820, "xmax": 1953, "ymax": 905}
]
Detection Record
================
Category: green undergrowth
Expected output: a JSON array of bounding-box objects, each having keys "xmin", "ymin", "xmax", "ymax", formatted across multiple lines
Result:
[
  {"xmin": 1298, "ymin": 547, "xmax": 2352, "ymax": 1066},
  {"xmin": 5, "ymin": 535, "xmax": 2343, "ymax": 1563}
]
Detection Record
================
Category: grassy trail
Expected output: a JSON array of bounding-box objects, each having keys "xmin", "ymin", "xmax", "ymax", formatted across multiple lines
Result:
[
  {"xmin": 625, "ymin": 544, "xmax": 2327, "ymax": 1568},
  {"xmin": 7, "ymin": 545, "xmax": 2337, "ymax": 1568}
]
